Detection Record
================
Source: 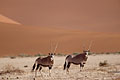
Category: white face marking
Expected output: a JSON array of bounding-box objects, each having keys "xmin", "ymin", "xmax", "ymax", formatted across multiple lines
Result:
[
  {"xmin": 86, "ymin": 52, "xmax": 89, "ymax": 55},
  {"xmin": 52, "ymin": 55, "xmax": 54, "ymax": 58},
  {"xmin": 51, "ymin": 55, "xmax": 54, "ymax": 61},
  {"xmin": 85, "ymin": 51, "xmax": 89, "ymax": 57}
]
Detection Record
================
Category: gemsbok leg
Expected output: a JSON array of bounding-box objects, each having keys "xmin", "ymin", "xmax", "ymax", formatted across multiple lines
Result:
[
  {"xmin": 67, "ymin": 62, "xmax": 71, "ymax": 72},
  {"xmin": 39, "ymin": 66, "xmax": 43, "ymax": 76},
  {"xmin": 35, "ymin": 64, "xmax": 40, "ymax": 77},
  {"xmin": 39, "ymin": 66, "xmax": 42, "ymax": 71},
  {"xmin": 49, "ymin": 66, "xmax": 52, "ymax": 76},
  {"xmin": 80, "ymin": 63, "xmax": 84, "ymax": 71}
]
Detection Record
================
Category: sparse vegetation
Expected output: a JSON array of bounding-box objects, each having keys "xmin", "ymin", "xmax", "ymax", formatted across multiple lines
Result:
[
  {"xmin": 117, "ymin": 52, "xmax": 120, "ymax": 54},
  {"xmin": 72, "ymin": 52, "xmax": 93, "ymax": 55},
  {"xmin": 72, "ymin": 52, "xmax": 79, "ymax": 55},
  {"xmin": 24, "ymin": 65, "xmax": 28, "ymax": 68},
  {"xmin": 56, "ymin": 53, "xmax": 64, "ymax": 56},
  {"xmin": 104, "ymin": 52, "xmax": 120, "ymax": 55},
  {"xmin": 34, "ymin": 53, "xmax": 41, "ymax": 57},
  {"xmin": 0, "ymin": 64, "xmax": 24, "ymax": 75},
  {"xmin": 99, "ymin": 60, "xmax": 109, "ymax": 67},
  {"xmin": 18, "ymin": 54, "xmax": 32, "ymax": 57},
  {"xmin": 88, "ymin": 52, "xmax": 93, "ymax": 55},
  {"xmin": 0, "ymin": 54, "xmax": 120, "ymax": 79},
  {"xmin": 10, "ymin": 56, "xmax": 16, "ymax": 59},
  {"xmin": 106, "ymin": 52, "xmax": 111, "ymax": 54},
  {"xmin": 34, "ymin": 53, "xmax": 46, "ymax": 57},
  {"xmin": 94, "ymin": 52, "xmax": 120, "ymax": 55}
]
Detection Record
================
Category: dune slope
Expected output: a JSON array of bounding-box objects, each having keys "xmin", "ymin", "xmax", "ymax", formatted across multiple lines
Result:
[
  {"xmin": 0, "ymin": 22, "xmax": 120, "ymax": 56},
  {"xmin": 0, "ymin": 0, "xmax": 120, "ymax": 32}
]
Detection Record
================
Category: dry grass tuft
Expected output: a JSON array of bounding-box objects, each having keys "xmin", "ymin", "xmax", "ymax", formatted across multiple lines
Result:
[
  {"xmin": 99, "ymin": 60, "xmax": 109, "ymax": 67},
  {"xmin": 0, "ymin": 64, "xmax": 24, "ymax": 75},
  {"xmin": 10, "ymin": 56, "xmax": 16, "ymax": 59},
  {"xmin": 24, "ymin": 65, "xmax": 28, "ymax": 68}
]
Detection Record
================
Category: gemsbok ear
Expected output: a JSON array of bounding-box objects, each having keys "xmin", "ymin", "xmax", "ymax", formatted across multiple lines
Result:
[
  {"xmin": 48, "ymin": 53, "xmax": 51, "ymax": 55},
  {"xmin": 88, "ymin": 50, "xmax": 90, "ymax": 52},
  {"xmin": 54, "ymin": 53, "xmax": 56, "ymax": 55}
]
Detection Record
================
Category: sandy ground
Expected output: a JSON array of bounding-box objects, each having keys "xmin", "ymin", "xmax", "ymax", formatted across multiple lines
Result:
[{"xmin": 0, "ymin": 54, "xmax": 120, "ymax": 80}]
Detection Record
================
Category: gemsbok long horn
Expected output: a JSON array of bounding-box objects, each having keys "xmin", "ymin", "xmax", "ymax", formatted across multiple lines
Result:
[
  {"xmin": 83, "ymin": 44, "xmax": 86, "ymax": 51},
  {"xmin": 50, "ymin": 41, "xmax": 53, "ymax": 53},
  {"xmin": 88, "ymin": 41, "xmax": 93, "ymax": 50},
  {"xmin": 53, "ymin": 42, "xmax": 58, "ymax": 53}
]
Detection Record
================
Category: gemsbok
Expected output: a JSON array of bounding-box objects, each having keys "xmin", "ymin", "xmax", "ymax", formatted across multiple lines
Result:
[
  {"xmin": 63, "ymin": 42, "xmax": 92, "ymax": 72},
  {"xmin": 32, "ymin": 42, "xmax": 58, "ymax": 77}
]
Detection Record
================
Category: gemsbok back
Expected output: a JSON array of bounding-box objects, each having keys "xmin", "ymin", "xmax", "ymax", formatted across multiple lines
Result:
[
  {"xmin": 63, "ymin": 42, "xmax": 92, "ymax": 72},
  {"xmin": 32, "ymin": 42, "xmax": 58, "ymax": 77}
]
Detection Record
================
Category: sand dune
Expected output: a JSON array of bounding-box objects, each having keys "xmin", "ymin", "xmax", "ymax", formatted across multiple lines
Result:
[
  {"xmin": 0, "ymin": 22, "xmax": 120, "ymax": 57},
  {"xmin": 0, "ymin": 14, "xmax": 21, "ymax": 25},
  {"xmin": 0, "ymin": 0, "xmax": 120, "ymax": 56},
  {"xmin": 0, "ymin": 0, "xmax": 120, "ymax": 32}
]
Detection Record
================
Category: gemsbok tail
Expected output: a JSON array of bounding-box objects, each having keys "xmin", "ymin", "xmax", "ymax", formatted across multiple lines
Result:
[
  {"xmin": 32, "ymin": 62, "xmax": 36, "ymax": 71},
  {"xmin": 64, "ymin": 61, "xmax": 67, "ymax": 70},
  {"xmin": 63, "ymin": 55, "xmax": 72, "ymax": 70},
  {"xmin": 32, "ymin": 57, "xmax": 41, "ymax": 72}
]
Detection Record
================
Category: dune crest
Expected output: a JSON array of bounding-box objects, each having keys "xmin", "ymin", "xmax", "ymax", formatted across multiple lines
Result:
[{"xmin": 0, "ymin": 14, "xmax": 21, "ymax": 25}]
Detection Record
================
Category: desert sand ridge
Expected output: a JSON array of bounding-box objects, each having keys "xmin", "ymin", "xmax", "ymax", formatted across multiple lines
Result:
[
  {"xmin": 0, "ymin": 22, "xmax": 120, "ymax": 57},
  {"xmin": 0, "ymin": 14, "xmax": 21, "ymax": 25},
  {"xmin": 0, "ymin": 0, "xmax": 120, "ymax": 32}
]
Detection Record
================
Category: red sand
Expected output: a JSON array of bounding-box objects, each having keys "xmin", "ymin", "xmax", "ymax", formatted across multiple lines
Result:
[
  {"xmin": 0, "ymin": 0, "xmax": 120, "ymax": 56},
  {"xmin": 0, "ymin": 22, "xmax": 120, "ymax": 57}
]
